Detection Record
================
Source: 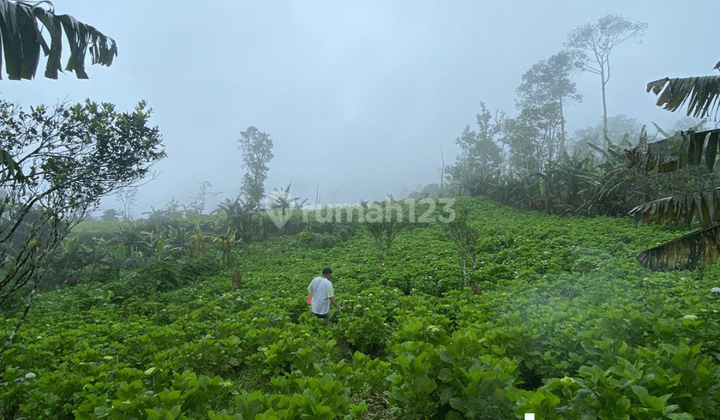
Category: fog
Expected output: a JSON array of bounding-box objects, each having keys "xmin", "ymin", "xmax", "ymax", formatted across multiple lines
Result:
[{"xmin": 1, "ymin": 0, "xmax": 718, "ymax": 215}]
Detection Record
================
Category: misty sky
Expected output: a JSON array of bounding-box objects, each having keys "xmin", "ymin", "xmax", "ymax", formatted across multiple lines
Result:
[{"xmin": 1, "ymin": 0, "xmax": 718, "ymax": 216}]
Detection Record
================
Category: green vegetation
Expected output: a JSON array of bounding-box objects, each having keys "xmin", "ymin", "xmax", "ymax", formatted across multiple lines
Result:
[
  {"xmin": 0, "ymin": 99, "xmax": 166, "ymax": 359},
  {"xmin": 1, "ymin": 196, "xmax": 719, "ymax": 419},
  {"xmin": 1, "ymin": 3, "xmax": 719, "ymax": 419}
]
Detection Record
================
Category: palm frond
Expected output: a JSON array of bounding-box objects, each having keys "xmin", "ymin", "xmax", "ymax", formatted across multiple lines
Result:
[
  {"xmin": 636, "ymin": 224, "xmax": 720, "ymax": 271},
  {"xmin": 647, "ymin": 76, "xmax": 720, "ymax": 121}
]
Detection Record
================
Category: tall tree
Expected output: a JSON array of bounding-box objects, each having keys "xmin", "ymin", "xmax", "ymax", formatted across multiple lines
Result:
[
  {"xmin": 446, "ymin": 102, "xmax": 503, "ymax": 195},
  {"xmin": 516, "ymin": 51, "xmax": 582, "ymax": 154},
  {"xmin": 565, "ymin": 14, "xmax": 647, "ymax": 144},
  {"xmin": 0, "ymin": 0, "xmax": 116, "ymax": 80},
  {"xmin": 237, "ymin": 126, "xmax": 274, "ymax": 213},
  {"xmin": 474, "ymin": 103, "xmax": 505, "ymax": 169},
  {"xmin": 504, "ymin": 103, "xmax": 562, "ymax": 176},
  {"xmin": 115, "ymin": 187, "xmax": 138, "ymax": 222}
]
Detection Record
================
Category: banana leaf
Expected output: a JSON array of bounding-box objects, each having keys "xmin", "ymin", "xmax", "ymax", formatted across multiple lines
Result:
[
  {"xmin": 0, "ymin": 1, "xmax": 116, "ymax": 80},
  {"xmin": 687, "ymin": 131, "xmax": 704, "ymax": 165},
  {"xmin": 651, "ymin": 122, "xmax": 672, "ymax": 138},
  {"xmin": 637, "ymin": 70, "xmax": 720, "ymax": 272},
  {"xmin": 647, "ymin": 76, "xmax": 720, "ymax": 121},
  {"xmin": 624, "ymin": 128, "xmax": 720, "ymax": 172},
  {"xmin": 628, "ymin": 187, "xmax": 720, "ymax": 229},
  {"xmin": 636, "ymin": 224, "xmax": 720, "ymax": 271}
]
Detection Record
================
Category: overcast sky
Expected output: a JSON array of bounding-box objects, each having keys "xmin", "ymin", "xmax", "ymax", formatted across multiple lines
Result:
[{"xmin": 1, "ymin": 0, "xmax": 718, "ymax": 216}]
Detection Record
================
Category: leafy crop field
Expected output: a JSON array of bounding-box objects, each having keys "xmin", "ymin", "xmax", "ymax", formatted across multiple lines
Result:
[{"xmin": 1, "ymin": 197, "xmax": 719, "ymax": 419}]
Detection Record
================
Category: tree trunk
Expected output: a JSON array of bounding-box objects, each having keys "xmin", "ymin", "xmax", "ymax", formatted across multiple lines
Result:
[
  {"xmin": 601, "ymin": 68, "xmax": 609, "ymax": 147},
  {"xmin": 559, "ymin": 96, "xmax": 566, "ymax": 155},
  {"xmin": 440, "ymin": 148, "xmax": 446, "ymax": 196}
]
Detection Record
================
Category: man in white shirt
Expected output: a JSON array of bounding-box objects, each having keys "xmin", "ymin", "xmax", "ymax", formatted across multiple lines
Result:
[{"xmin": 308, "ymin": 267, "xmax": 340, "ymax": 324}]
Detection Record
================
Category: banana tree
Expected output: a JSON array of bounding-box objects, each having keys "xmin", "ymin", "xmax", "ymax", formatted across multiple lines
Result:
[
  {"xmin": 264, "ymin": 184, "xmax": 308, "ymax": 234},
  {"xmin": 215, "ymin": 196, "xmax": 254, "ymax": 244},
  {"xmin": 630, "ymin": 61, "xmax": 720, "ymax": 270},
  {"xmin": 629, "ymin": 126, "xmax": 720, "ymax": 270},
  {"xmin": 191, "ymin": 230, "xmax": 239, "ymax": 266}
]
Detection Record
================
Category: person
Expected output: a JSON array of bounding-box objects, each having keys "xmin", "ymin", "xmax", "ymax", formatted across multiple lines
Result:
[{"xmin": 308, "ymin": 267, "xmax": 339, "ymax": 324}]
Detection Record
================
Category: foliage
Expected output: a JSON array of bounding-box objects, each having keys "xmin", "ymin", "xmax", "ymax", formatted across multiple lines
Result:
[
  {"xmin": 571, "ymin": 114, "xmax": 644, "ymax": 157},
  {"xmin": 445, "ymin": 102, "xmax": 504, "ymax": 195},
  {"xmin": 635, "ymin": 224, "xmax": 720, "ymax": 271},
  {"xmin": 504, "ymin": 103, "xmax": 565, "ymax": 175},
  {"xmin": 516, "ymin": 50, "xmax": 583, "ymax": 154},
  {"xmin": 2, "ymin": 197, "xmax": 720, "ymax": 418},
  {"xmin": 625, "ymin": 128, "xmax": 720, "ymax": 173},
  {"xmin": 264, "ymin": 183, "xmax": 308, "ymax": 235},
  {"xmin": 0, "ymin": 99, "xmax": 164, "ymax": 355},
  {"xmin": 237, "ymin": 126, "xmax": 274, "ymax": 213},
  {"xmin": 628, "ymin": 186, "xmax": 720, "ymax": 229},
  {"xmin": 265, "ymin": 184, "xmax": 307, "ymax": 213},
  {"xmin": 441, "ymin": 208, "xmax": 478, "ymax": 287},
  {"xmin": 627, "ymin": 126, "xmax": 720, "ymax": 270},
  {"xmin": 186, "ymin": 181, "xmax": 222, "ymax": 216},
  {"xmin": 115, "ymin": 187, "xmax": 138, "ymax": 222},
  {"xmin": 98, "ymin": 208, "xmax": 120, "ymax": 222},
  {"xmin": 361, "ymin": 200, "xmax": 406, "ymax": 259},
  {"xmin": 0, "ymin": 0, "xmax": 117, "ymax": 80},
  {"xmin": 406, "ymin": 183, "xmax": 444, "ymax": 199},
  {"xmin": 214, "ymin": 196, "xmax": 254, "ymax": 244}
]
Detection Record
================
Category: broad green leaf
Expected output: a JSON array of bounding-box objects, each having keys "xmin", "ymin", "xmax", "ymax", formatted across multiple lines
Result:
[{"xmin": 666, "ymin": 412, "xmax": 694, "ymax": 420}]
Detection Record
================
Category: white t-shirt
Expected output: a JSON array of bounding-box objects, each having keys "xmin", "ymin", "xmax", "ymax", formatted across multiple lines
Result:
[{"xmin": 308, "ymin": 276, "xmax": 334, "ymax": 315}]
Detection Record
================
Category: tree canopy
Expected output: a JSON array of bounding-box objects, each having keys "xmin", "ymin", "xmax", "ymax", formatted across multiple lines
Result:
[
  {"xmin": 238, "ymin": 126, "xmax": 274, "ymax": 213},
  {"xmin": 516, "ymin": 50, "xmax": 583, "ymax": 155},
  {"xmin": 0, "ymin": 100, "xmax": 164, "ymax": 354},
  {"xmin": 445, "ymin": 103, "xmax": 503, "ymax": 195}
]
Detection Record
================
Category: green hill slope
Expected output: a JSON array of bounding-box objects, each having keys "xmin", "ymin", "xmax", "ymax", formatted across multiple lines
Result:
[{"xmin": 1, "ymin": 197, "xmax": 719, "ymax": 419}]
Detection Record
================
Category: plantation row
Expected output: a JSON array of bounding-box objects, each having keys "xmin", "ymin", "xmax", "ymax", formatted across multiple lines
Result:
[{"xmin": 1, "ymin": 197, "xmax": 719, "ymax": 419}]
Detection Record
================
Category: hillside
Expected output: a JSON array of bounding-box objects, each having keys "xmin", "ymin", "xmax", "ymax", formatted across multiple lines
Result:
[{"xmin": 1, "ymin": 196, "xmax": 719, "ymax": 419}]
